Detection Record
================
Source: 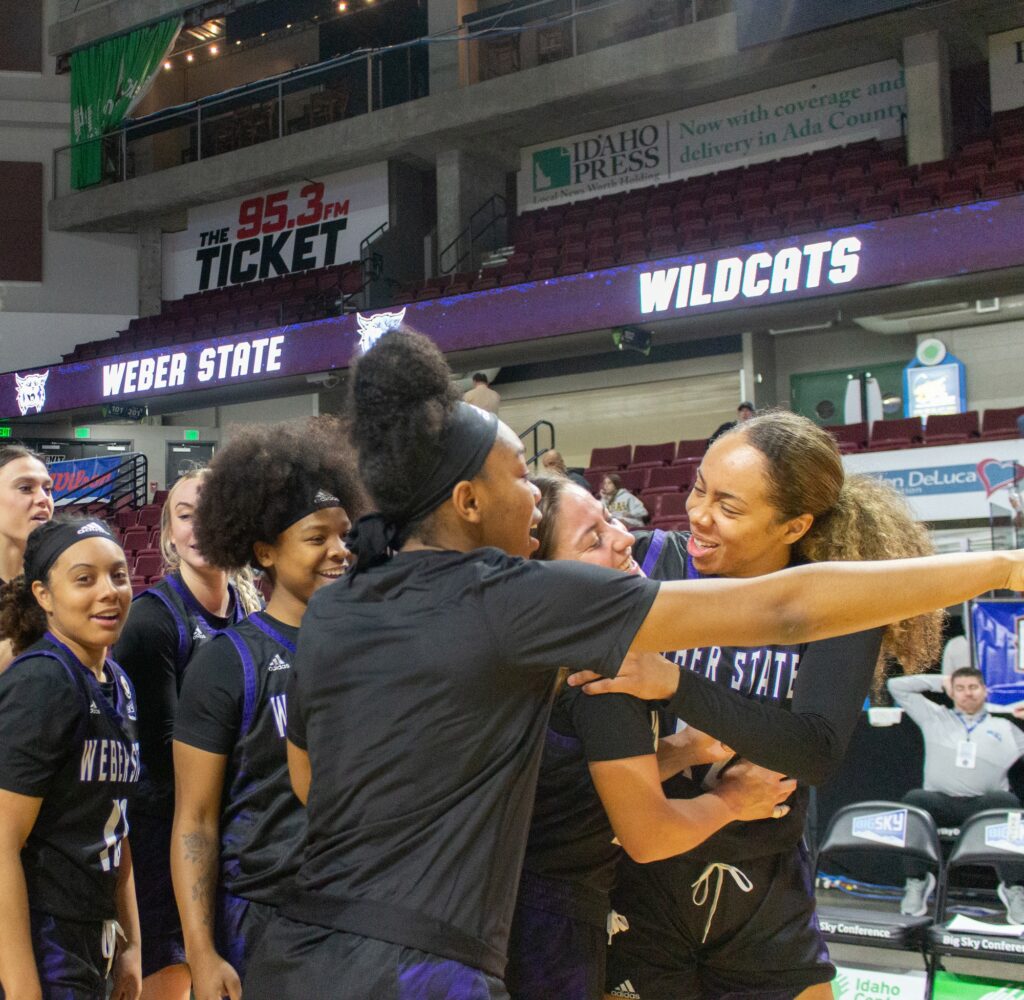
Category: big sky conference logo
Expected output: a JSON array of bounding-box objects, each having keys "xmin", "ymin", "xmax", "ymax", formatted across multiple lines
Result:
[
  {"xmin": 532, "ymin": 124, "xmax": 665, "ymax": 198},
  {"xmin": 851, "ymin": 808, "xmax": 908, "ymax": 848}
]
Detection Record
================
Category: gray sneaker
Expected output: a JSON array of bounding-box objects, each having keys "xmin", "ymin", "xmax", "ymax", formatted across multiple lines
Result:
[
  {"xmin": 998, "ymin": 883, "xmax": 1024, "ymax": 924},
  {"xmin": 900, "ymin": 872, "xmax": 936, "ymax": 916}
]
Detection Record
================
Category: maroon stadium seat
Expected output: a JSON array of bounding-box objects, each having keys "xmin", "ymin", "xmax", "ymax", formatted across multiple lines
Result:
[
  {"xmin": 120, "ymin": 527, "xmax": 149, "ymax": 553},
  {"xmin": 586, "ymin": 445, "xmax": 632, "ymax": 472},
  {"xmin": 673, "ymin": 439, "xmax": 706, "ymax": 462},
  {"xmin": 825, "ymin": 422, "xmax": 868, "ymax": 453},
  {"xmin": 630, "ymin": 442, "xmax": 676, "ymax": 469},
  {"xmin": 980, "ymin": 405, "xmax": 1024, "ymax": 440},
  {"xmin": 642, "ymin": 465, "xmax": 694, "ymax": 497},
  {"xmin": 923, "ymin": 411, "xmax": 979, "ymax": 444},
  {"xmin": 133, "ymin": 551, "xmax": 164, "ymax": 581},
  {"xmin": 867, "ymin": 417, "xmax": 924, "ymax": 450}
]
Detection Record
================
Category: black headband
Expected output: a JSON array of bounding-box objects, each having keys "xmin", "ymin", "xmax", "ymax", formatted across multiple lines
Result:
[
  {"xmin": 267, "ymin": 487, "xmax": 343, "ymax": 541},
  {"xmin": 26, "ymin": 519, "xmax": 120, "ymax": 585},
  {"xmin": 346, "ymin": 402, "xmax": 500, "ymax": 574}
]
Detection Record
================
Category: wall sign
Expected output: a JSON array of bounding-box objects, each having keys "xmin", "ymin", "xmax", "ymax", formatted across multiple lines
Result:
[
  {"xmin": 162, "ymin": 164, "xmax": 389, "ymax": 298},
  {"xmin": 6, "ymin": 193, "xmax": 1024, "ymax": 420},
  {"xmin": 519, "ymin": 61, "xmax": 905, "ymax": 210}
]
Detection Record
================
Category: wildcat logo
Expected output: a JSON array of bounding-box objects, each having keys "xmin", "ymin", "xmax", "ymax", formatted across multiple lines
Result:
[
  {"xmin": 15, "ymin": 371, "xmax": 49, "ymax": 416},
  {"xmin": 355, "ymin": 308, "xmax": 406, "ymax": 354},
  {"xmin": 852, "ymin": 808, "xmax": 907, "ymax": 847}
]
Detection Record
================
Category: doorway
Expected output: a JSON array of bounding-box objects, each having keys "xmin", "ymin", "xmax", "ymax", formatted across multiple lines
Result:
[{"xmin": 166, "ymin": 441, "xmax": 216, "ymax": 485}]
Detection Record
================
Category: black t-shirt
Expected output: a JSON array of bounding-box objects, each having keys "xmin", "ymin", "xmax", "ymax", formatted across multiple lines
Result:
[
  {"xmin": 522, "ymin": 686, "xmax": 657, "ymax": 896},
  {"xmin": 288, "ymin": 547, "xmax": 658, "ymax": 966},
  {"xmin": 175, "ymin": 612, "xmax": 305, "ymax": 906},
  {"xmin": 0, "ymin": 635, "xmax": 140, "ymax": 921},
  {"xmin": 635, "ymin": 530, "xmax": 884, "ymax": 861},
  {"xmin": 114, "ymin": 572, "xmax": 238, "ymax": 817}
]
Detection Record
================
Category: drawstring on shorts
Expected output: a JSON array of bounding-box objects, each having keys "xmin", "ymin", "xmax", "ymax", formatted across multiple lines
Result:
[
  {"xmin": 101, "ymin": 920, "xmax": 126, "ymax": 978},
  {"xmin": 690, "ymin": 863, "xmax": 753, "ymax": 943},
  {"xmin": 607, "ymin": 909, "xmax": 630, "ymax": 945}
]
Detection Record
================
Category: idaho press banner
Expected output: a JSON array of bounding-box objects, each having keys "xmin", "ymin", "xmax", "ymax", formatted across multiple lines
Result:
[
  {"xmin": 519, "ymin": 60, "xmax": 906, "ymax": 210},
  {"xmin": 162, "ymin": 163, "xmax": 389, "ymax": 298}
]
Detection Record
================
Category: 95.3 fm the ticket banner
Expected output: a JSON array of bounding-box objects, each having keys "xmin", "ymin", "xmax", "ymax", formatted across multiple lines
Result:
[{"xmin": 162, "ymin": 162, "xmax": 389, "ymax": 298}]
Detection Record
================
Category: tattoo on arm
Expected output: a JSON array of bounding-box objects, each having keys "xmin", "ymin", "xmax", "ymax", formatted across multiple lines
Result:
[{"xmin": 181, "ymin": 829, "xmax": 217, "ymax": 928}]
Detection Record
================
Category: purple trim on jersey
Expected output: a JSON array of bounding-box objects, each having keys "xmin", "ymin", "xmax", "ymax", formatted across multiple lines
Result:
[
  {"xmin": 640, "ymin": 530, "xmax": 667, "ymax": 577},
  {"xmin": 221, "ymin": 630, "xmax": 259, "ymax": 739},
  {"xmin": 249, "ymin": 612, "xmax": 297, "ymax": 654},
  {"xmin": 397, "ymin": 957, "xmax": 498, "ymax": 1000},
  {"xmin": 545, "ymin": 726, "xmax": 582, "ymax": 753},
  {"xmin": 165, "ymin": 572, "xmax": 245, "ymax": 632}
]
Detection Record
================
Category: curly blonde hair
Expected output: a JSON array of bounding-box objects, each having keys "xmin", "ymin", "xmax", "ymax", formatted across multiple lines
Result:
[{"xmin": 725, "ymin": 411, "xmax": 944, "ymax": 679}]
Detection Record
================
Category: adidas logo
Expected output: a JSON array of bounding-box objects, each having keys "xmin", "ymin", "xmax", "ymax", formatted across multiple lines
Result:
[
  {"xmin": 314, "ymin": 489, "xmax": 339, "ymax": 505},
  {"xmin": 77, "ymin": 521, "xmax": 109, "ymax": 536},
  {"xmin": 89, "ymin": 701, "xmax": 101, "ymax": 715},
  {"xmin": 193, "ymin": 626, "xmax": 207, "ymax": 641},
  {"xmin": 610, "ymin": 982, "xmax": 640, "ymax": 999},
  {"xmin": 268, "ymin": 654, "xmax": 290, "ymax": 672}
]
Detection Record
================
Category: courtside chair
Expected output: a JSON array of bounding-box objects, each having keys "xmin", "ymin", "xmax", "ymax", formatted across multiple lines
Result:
[{"xmin": 815, "ymin": 801, "xmax": 942, "ymax": 959}]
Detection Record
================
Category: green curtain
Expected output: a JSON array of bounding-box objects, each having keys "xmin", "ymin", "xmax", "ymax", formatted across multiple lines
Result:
[{"xmin": 70, "ymin": 17, "xmax": 181, "ymax": 190}]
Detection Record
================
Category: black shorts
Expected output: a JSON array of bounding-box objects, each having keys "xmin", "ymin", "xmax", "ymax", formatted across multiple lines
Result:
[
  {"xmin": 0, "ymin": 910, "xmax": 107, "ymax": 1000},
  {"xmin": 245, "ymin": 914, "xmax": 510, "ymax": 1000},
  {"xmin": 606, "ymin": 844, "xmax": 834, "ymax": 1000},
  {"xmin": 130, "ymin": 811, "xmax": 186, "ymax": 976},
  {"xmin": 215, "ymin": 889, "xmax": 277, "ymax": 983},
  {"xmin": 506, "ymin": 872, "xmax": 608, "ymax": 1000}
]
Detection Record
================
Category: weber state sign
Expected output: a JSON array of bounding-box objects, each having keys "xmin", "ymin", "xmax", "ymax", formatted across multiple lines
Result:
[{"xmin": 162, "ymin": 163, "xmax": 388, "ymax": 298}]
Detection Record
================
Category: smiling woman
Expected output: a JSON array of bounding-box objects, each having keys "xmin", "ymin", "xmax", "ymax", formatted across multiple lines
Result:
[
  {"xmin": 0, "ymin": 518, "xmax": 141, "ymax": 1000},
  {"xmin": 169, "ymin": 417, "xmax": 365, "ymax": 999}
]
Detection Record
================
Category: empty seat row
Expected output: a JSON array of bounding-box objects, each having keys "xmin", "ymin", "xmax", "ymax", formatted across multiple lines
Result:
[{"xmin": 828, "ymin": 406, "xmax": 1024, "ymax": 452}]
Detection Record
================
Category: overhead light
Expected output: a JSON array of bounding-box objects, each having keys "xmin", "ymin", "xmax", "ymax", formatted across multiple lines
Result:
[
  {"xmin": 235, "ymin": 39, "xmax": 241, "ymax": 44},
  {"xmin": 260, "ymin": 31, "xmax": 267, "ymax": 37},
  {"xmin": 209, "ymin": 44, "xmax": 219, "ymax": 55},
  {"xmin": 163, "ymin": 60, "xmax": 172, "ymax": 70},
  {"xmin": 185, "ymin": 52, "xmax": 194, "ymax": 62},
  {"xmin": 286, "ymin": 23, "xmax": 292, "ymax": 29},
  {"xmin": 337, "ymin": 1, "xmax": 347, "ymax": 10}
]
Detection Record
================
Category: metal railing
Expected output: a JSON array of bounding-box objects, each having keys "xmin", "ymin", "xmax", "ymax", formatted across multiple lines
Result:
[
  {"xmin": 54, "ymin": 452, "xmax": 149, "ymax": 515},
  {"xmin": 519, "ymin": 419, "xmax": 555, "ymax": 468},
  {"xmin": 439, "ymin": 194, "xmax": 508, "ymax": 275},
  {"xmin": 53, "ymin": 0, "xmax": 732, "ymax": 196}
]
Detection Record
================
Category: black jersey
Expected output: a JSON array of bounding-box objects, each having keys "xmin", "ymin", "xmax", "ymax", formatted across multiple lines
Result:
[
  {"xmin": 633, "ymin": 530, "xmax": 883, "ymax": 861},
  {"xmin": 175, "ymin": 611, "xmax": 305, "ymax": 906},
  {"xmin": 523, "ymin": 686, "xmax": 657, "ymax": 896},
  {"xmin": 284, "ymin": 548, "xmax": 658, "ymax": 976},
  {"xmin": 0, "ymin": 633, "xmax": 140, "ymax": 921},
  {"xmin": 114, "ymin": 571, "xmax": 242, "ymax": 818}
]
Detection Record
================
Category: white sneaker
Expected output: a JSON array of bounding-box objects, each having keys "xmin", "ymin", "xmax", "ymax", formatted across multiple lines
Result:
[
  {"xmin": 900, "ymin": 872, "xmax": 936, "ymax": 916},
  {"xmin": 997, "ymin": 882, "xmax": 1024, "ymax": 924}
]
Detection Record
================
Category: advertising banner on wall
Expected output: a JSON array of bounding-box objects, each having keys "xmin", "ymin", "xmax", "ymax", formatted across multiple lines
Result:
[
  {"xmin": 6, "ymin": 192, "xmax": 1024, "ymax": 421},
  {"xmin": 48, "ymin": 455, "xmax": 121, "ymax": 505},
  {"xmin": 518, "ymin": 61, "xmax": 906, "ymax": 210},
  {"xmin": 989, "ymin": 27, "xmax": 1024, "ymax": 114},
  {"xmin": 832, "ymin": 964, "xmax": 926, "ymax": 1000},
  {"xmin": 843, "ymin": 440, "xmax": 1024, "ymax": 522},
  {"xmin": 162, "ymin": 163, "xmax": 389, "ymax": 299},
  {"xmin": 933, "ymin": 970, "xmax": 1024, "ymax": 999},
  {"xmin": 971, "ymin": 599, "xmax": 1024, "ymax": 705}
]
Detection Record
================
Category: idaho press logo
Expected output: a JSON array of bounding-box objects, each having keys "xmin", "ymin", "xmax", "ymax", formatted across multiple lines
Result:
[
  {"xmin": 852, "ymin": 808, "xmax": 908, "ymax": 848},
  {"xmin": 532, "ymin": 146, "xmax": 571, "ymax": 192}
]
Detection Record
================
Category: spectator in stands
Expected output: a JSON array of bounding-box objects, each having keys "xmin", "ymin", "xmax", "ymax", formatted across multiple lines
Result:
[
  {"xmin": 888, "ymin": 667, "xmax": 1024, "ymax": 923},
  {"xmin": 0, "ymin": 445, "xmax": 54, "ymax": 671},
  {"xmin": 463, "ymin": 371, "xmax": 501, "ymax": 414},
  {"xmin": 539, "ymin": 448, "xmax": 593, "ymax": 492},
  {"xmin": 707, "ymin": 400, "xmax": 755, "ymax": 449},
  {"xmin": 600, "ymin": 473, "xmax": 647, "ymax": 529}
]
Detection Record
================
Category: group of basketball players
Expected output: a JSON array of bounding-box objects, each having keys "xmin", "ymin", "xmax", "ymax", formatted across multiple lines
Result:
[{"xmin": 0, "ymin": 327, "xmax": 1022, "ymax": 1000}]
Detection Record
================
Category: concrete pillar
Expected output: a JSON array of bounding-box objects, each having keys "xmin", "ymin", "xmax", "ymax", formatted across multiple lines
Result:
[
  {"xmin": 137, "ymin": 225, "xmax": 163, "ymax": 317},
  {"xmin": 435, "ymin": 147, "xmax": 508, "ymax": 274},
  {"xmin": 741, "ymin": 331, "xmax": 777, "ymax": 411},
  {"xmin": 427, "ymin": 0, "xmax": 478, "ymax": 95},
  {"xmin": 903, "ymin": 30, "xmax": 952, "ymax": 166}
]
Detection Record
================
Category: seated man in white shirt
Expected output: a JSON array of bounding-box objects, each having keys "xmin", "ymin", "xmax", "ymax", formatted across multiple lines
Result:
[{"xmin": 887, "ymin": 667, "xmax": 1024, "ymax": 922}]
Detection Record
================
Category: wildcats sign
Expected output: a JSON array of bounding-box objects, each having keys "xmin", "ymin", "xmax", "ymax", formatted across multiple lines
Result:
[
  {"xmin": 162, "ymin": 163, "xmax": 388, "ymax": 299},
  {"xmin": 639, "ymin": 237, "xmax": 861, "ymax": 315}
]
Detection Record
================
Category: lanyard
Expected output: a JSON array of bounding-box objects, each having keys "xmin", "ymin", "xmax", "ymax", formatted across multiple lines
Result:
[
  {"xmin": 249, "ymin": 612, "xmax": 297, "ymax": 655},
  {"xmin": 955, "ymin": 711, "xmax": 988, "ymax": 740}
]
